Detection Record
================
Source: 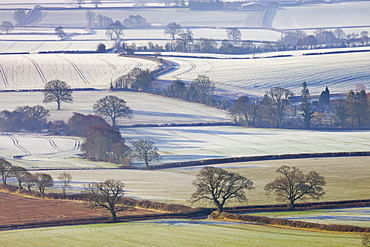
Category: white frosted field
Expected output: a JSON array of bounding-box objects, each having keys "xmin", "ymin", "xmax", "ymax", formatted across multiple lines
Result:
[
  {"xmin": 159, "ymin": 50, "xmax": 370, "ymax": 96},
  {"xmin": 266, "ymin": 2, "xmax": 370, "ymax": 29},
  {"xmin": 0, "ymin": 40, "xmax": 115, "ymax": 53},
  {"xmin": 0, "ymin": 91, "xmax": 229, "ymax": 126},
  {"xmin": 36, "ymin": 8, "xmax": 264, "ymax": 28},
  {"xmin": 0, "ymin": 54, "xmax": 158, "ymax": 90},
  {"xmin": 120, "ymin": 126, "xmax": 370, "ymax": 164}
]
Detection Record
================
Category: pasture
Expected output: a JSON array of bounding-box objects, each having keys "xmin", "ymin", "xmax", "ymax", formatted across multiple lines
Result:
[
  {"xmin": 43, "ymin": 156, "xmax": 370, "ymax": 206},
  {"xmin": 0, "ymin": 219, "xmax": 362, "ymax": 247}
]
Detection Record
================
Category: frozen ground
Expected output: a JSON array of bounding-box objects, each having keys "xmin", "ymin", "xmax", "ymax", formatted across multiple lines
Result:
[
  {"xmin": 121, "ymin": 126, "xmax": 370, "ymax": 164},
  {"xmin": 0, "ymin": 54, "xmax": 158, "ymax": 90},
  {"xmin": 159, "ymin": 49, "xmax": 370, "ymax": 96}
]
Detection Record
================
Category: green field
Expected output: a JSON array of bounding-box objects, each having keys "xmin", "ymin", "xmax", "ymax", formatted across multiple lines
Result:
[
  {"xmin": 0, "ymin": 219, "xmax": 362, "ymax": 247},
  {"xmin": 249, "ymin": 207, "xmax": 370, "ymax": 227}
]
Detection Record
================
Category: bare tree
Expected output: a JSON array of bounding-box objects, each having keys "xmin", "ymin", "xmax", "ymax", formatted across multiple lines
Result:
[
  {"xmin": 132, "ymin": 139, "xmax": 160, "ymax": 168},
  {"xmin": 191, "ymin": 167, "xmax": 254, "ymax": 213},
  {"xmin": 226, "ymin": 28, "xmax": 242, "ymax": 45},
  {"xmin": 43, "ymin": 79, "xmax": 73, "ymax": 110},
  {"xmin": 35, "ymin": 173, "xmax": 54, "ymax": 197},
  {"xmin": 58, "ymin": 172, "xmax": 72, "ymax": 196},
  {"xmin": 24, "ymin": 173, "xmax": 37, "ymax": 191},
  {"xmin": 1, "ymin": 21, "xmax": 14, "ymax": 34},
  {"xmin": 177, "ymin": 29, "xmax": 193, "ymax": 51},
  {"xmin": 193, "ymin": 75, "xmax": 214, "ymax": 95},
  {"xmin": 91, "ymin": 0, "xmax": 102, "ymax": 8},
  {"xmin": 9, "ymin": 166, "xmax": 29, "ymax": 189},
  {"xmin": 93, "ymin": 95, "xmax": 132, "ymax": 127},
  {"xmin": 84, "ymin": 180, "xmax": 133, "ymax": 222},
  {"xmin": 55, "ymin": 26, "xmax": 66, "ymax": 40},
  {"xmin": 363, "ymin": 233, "xmax": 370, "ymax": 247},
  {"xmin": 164, "ymin": 22, "xmax": 182, "ymax": 40},
  {"xmin": 106, "ymin": 21, "xmax": 124, "ymax": 40},
  {"xmin": 76, "ymin": 0, "xmax": 85, "ymax": 8},
  {"xmin": 86, "ymin": 10, "xmax": 96, "ymax": 28},
  {"xmin": 264, "ymin": 165, "xmax": 326, "ymax": 210},
  {"xmin": 264, "ymin": 87, "xmax": 294, "ymax": 128},
  {"xmin": 0, "ymin": 159, "xmax": 12, "ymax": 185}
]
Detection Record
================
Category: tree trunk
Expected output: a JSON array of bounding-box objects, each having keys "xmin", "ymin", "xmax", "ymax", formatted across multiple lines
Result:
[{"xmin": 110, "ymin": 210, "xmax": 118, "ymax": 222}]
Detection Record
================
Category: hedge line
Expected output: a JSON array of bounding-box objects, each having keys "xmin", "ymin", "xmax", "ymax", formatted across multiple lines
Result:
[
  {"xmin": 225, "ymin": 199, "xmax": 370, "ymax": 213},
  {"xmin": 214, "ymin": 212, "xmax": 370, "ymax": 233}
]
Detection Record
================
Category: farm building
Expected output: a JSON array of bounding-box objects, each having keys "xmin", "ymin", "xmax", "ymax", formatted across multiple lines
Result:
[{"xmin": 240, "ymin": 2, "xmax": 267, "ymax": 10}]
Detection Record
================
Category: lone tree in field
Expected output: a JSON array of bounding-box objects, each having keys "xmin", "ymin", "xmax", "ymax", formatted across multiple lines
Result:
[
  {"xmin": 55, "ymin": 26, "xmax": 66, "ymax": 40},
  {"xmin": 0, "ymin": 159, "xmax": 12, "ymax": 185},
  {"xmin": 106, "ymin": 21, "xmax": 124, "ymax": 40},
  {"xmin": 164, "ymin": 22, "xmax": 183, "ymax": 40},
  {"xmin": 43, "ymin": 80, "xmax": 73, "ymax": 110},
  {"xmin": 226, "ymin": 28, "xmax": 242, "ymax": 45},
  {"xmin": 58, "ymin": 172, "xmax": 72, "ymax": 196},
  {"xmin": 264, "ymin": 165, "xmax": 326, "ymax": 210},
  {"xmin": 132, "ymin": 139, "xmax": 161, "ymax": 168},
  {"xmin": 1, "ymin": 21, "xmax": 14, "ymax": 34},
  {"xmin": 9, "ymin": 166, "xmax": 29, "ymax": 189},
  {"xmin": 191, "ymin": 167, "xmax": 254, "ymax": 213},
  {"xmin": 93, "ymin": 95, "xmax": 132, "ymax": 127},
  {"xmin": 84, "ymin": 180, "xmax": 132, "ymax": 222},
  {"xmin": 35, "ymin": 173, "xmax": 54, "ymax": 197},
  {"xmin": 76, "ymin": 0, "xmax": 85, "ymax": 8}
]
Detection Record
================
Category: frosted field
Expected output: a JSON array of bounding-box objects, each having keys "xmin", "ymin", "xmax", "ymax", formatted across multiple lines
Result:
[
  {"xmin": 0, "ymin": 91, "xmax": 229, "ymax": 125},
  {"xmin": 159, "ymin": 50, "xmax": 370, "ymax": 95},
  {"xmin": 0, "ymin": 40, "xmax": 115, "ymax": 53},
  {"xmin": 0, "ymin": 54, "xmax": 158, "ymax": 90},
  {"xmin": 120, "ymin": 126, "xmax": 370, "ymax": 164},
  {"xmin": 265, "ymin": 2, "xmax": 370, "ymax": 29},
  {"xmin": 34, "ymin": 8, "xmax": 264, "ymax": 28},
  {"xmin": 43, "ymin": 156, "xmax": 370, "ymax": 204}
]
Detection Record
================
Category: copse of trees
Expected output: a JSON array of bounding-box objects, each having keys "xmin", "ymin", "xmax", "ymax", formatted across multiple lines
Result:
[
  {"xmin": 67, "ymin": 112, "xmax": 107, "ymax": 137},
  {"xmin": 81, "ymin": 123, "xmax": 130, "ymax": 164},
  {"xmin": 228, "ymin": 83, "xmax": 370, "ymax": 129},
  {"xmin": 111, "ymin": 68, "xmax": 154, "ymax": 92},
  {"xmin": 0, "ymin": 105, "xmax": 50, "ymax": 132}
]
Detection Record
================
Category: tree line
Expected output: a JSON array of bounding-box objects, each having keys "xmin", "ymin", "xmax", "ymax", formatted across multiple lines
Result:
[{"xmin": 229, "ymin": 83, "xmax": 370, "ymax": 129}]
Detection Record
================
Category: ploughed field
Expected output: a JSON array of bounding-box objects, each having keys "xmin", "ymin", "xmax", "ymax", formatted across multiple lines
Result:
[{"xmin": 0, "ymin": 191, "xmax": 161, "ymax": 228}]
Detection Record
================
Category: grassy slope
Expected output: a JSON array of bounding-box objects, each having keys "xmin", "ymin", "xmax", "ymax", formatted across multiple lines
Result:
[
  {"xmin": 0, "ymin": 219, "xmax": 362, "ymax": 247},
  {"xmin": 43, "ymin": 156, "xmax": 370, "ymax": 206}
]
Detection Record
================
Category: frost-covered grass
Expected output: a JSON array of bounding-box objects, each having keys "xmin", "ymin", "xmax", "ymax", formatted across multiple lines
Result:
[
  {"xmin": 0, "ymin": 219, "xmax": 361, "ymax": 247},
  {"xmin": 37, "ymin": 8, "xmax": 264, "ymax": 28},
  {"xmin": 159, "ymin": 50, "xmax": 370, "ymax": 95},
  {"xmin": 0, "ymin": 91, "xmax": 228, "ymax": 125},
  {"xmin": 266, "ymin": 2, "xmax": 370, "ymax": 29},
  {"xmin": 0, "ymin": 54, "xmax": 158, "ymax": 90},
  {"xmin": 120, "ymin": 126, "xmax": 370, "ymax": 163},
  {"xmin": 42, "ymin": 156, "xmax": 370, "ymax": 205},
  {"xmin": 249, "ymin": 207, "xmax": 370, "ymax": 227}
]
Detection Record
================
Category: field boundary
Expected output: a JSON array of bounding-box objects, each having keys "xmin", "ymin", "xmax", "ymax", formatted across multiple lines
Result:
[{"xmin": 215, "ymin": 212, "xmax": 370, "ymax": 233}]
